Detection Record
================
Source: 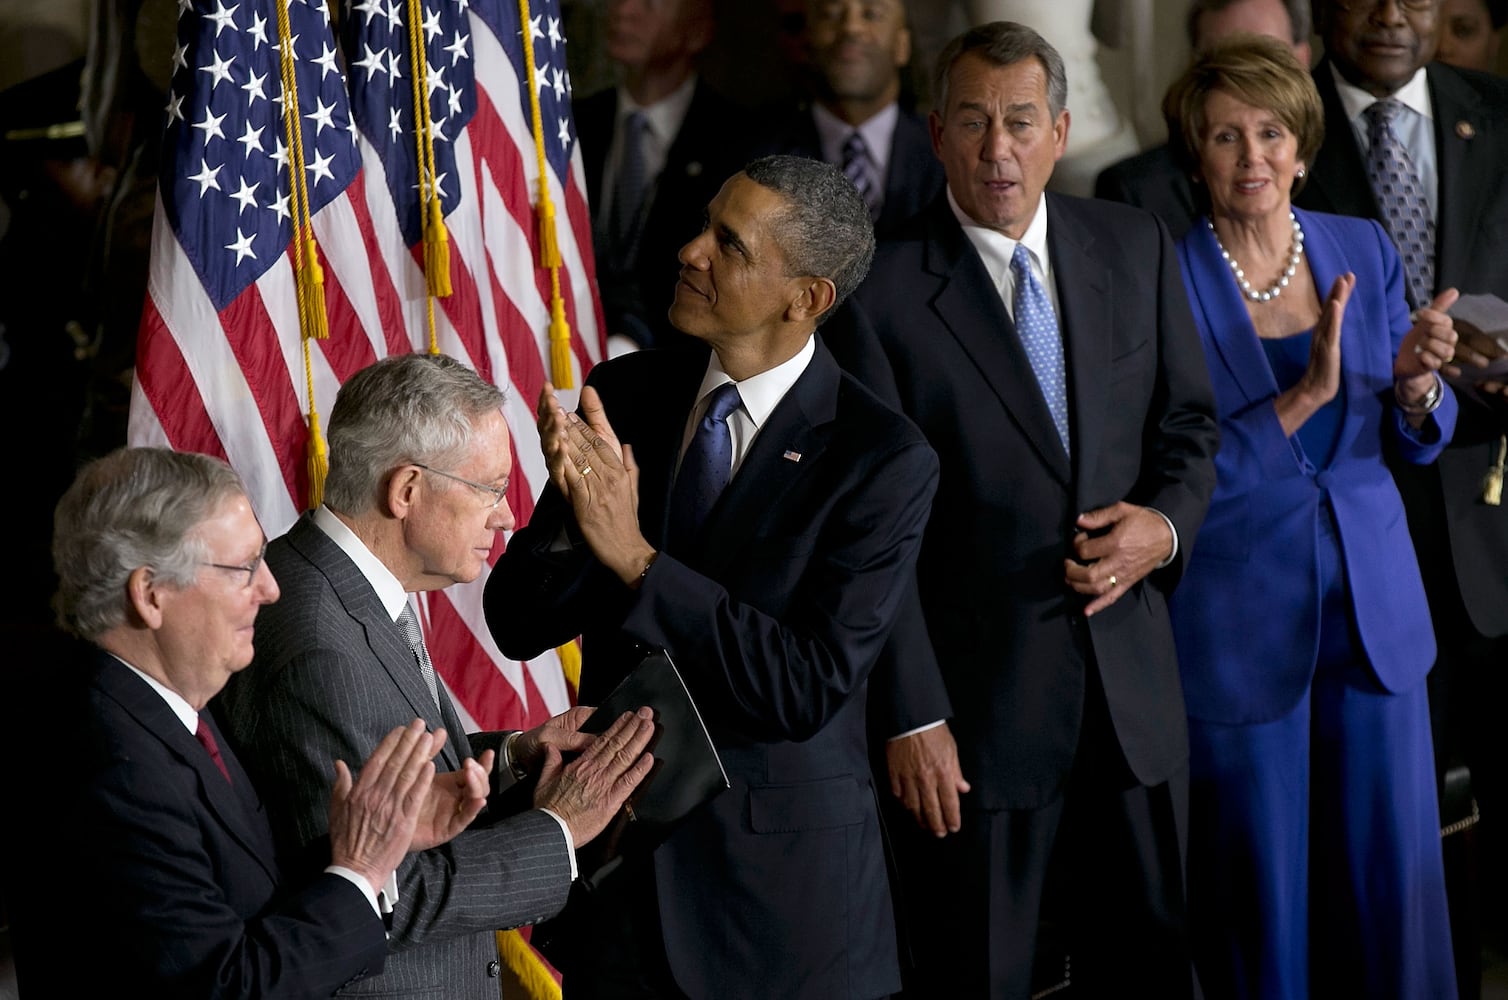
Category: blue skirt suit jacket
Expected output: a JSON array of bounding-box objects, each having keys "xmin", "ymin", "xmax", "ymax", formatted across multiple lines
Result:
[{"xmin": 1169, "ymin": 207, "xmax": 1457, "ymax": 724}]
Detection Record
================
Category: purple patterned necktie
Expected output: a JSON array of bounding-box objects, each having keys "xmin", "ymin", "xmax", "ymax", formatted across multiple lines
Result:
[
  {"xmin": 1363, "ymin": 99, "xmax": 1436, "ymax": 310},
  {"xmin": 841, "ymin": 132, "xmax": 881, "ymax": 222}
]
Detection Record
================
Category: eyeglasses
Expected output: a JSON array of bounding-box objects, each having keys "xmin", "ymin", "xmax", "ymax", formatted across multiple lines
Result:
[
  {"xmin": 415, "ymin": 463, "xmax": 508, "ymax": 509},
  {"xmin": 201, "ymin": 541, "xmax": 268, "ymax": 588},
  {"xmin": 1333, "ymin": 0, "xmax": 1437, "ymax": 13}
]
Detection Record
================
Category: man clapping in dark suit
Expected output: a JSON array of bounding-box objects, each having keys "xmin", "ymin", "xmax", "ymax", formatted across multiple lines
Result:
[
  {"xmin": 486, "ymin": 155, "xmax": 938, "ymax": 999},
  {"xmin": 825, "ymin": 21, "xmax": 1219, "ymax": 999},
  {"xmin": 216, "ymin": 354, "xmax": 656, "ymax": 999},
  {"xmin": 5, "ymin": 447, "xmax": 487, "ymax": 998},
  {"xmin": 757, "ymin": 0, "xmax": 944, "ymax": 238}
]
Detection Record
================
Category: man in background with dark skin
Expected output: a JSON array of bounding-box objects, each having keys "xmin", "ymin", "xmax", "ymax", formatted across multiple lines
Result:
[
  {"xmin": 1295, "ymin": 0, "xmax": 1508, "ymax": 981},
  {"xmin": 758, "ymin": 0, "xmax": 944, "ymax": 237}
]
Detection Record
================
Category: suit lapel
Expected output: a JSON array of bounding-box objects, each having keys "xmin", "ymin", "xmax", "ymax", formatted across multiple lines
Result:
[
  {"xmin": 286, "ymin": 517, "xmax": 463, "ymax": 770},
  {"xmin": 95, "ymin": 655, "xmax": 280, "ymax": 887},
  {"xmin": 1305, "ymin": 62, "xmax": 1383, "ymax": 222},
  {"xmin": 1181, "ymin": 221, "xmax": 1280, "ymax": 405},
  {"xmin": 1048, "ymin": 196, "xmax": 1112, "ymax": 505},
  {"xmin": 1428, "ymin": 64, "xmax": 1488, "ymax": 298},
  {"xmin": 926, "ymin": 202, "xmax": 1072, "ymax": 484}
]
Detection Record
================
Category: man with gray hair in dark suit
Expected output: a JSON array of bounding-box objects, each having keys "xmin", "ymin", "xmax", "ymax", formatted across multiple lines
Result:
[{"xmin": 217, "ymin": 352, "xmax": 656, "ymax": 999}]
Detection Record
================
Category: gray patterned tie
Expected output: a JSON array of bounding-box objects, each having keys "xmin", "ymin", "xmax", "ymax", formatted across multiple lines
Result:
[
  {"xmin": 1363, "ymin": 99, "xmax": 1435, "ymax": 310},
  {"xmin": 841, "ymin": 132, "xmax": 881, "ymax": 222},
  {"xmin": 397, "ymin": 602, "xmax": 443, "ymax": 714},
  {"xmin": 609, "ymin": 110, "xmax": 650, "ymax": 266},
  {"xmin": 1010, "ymin": 243, "xmax": 1071, "ymax": 457}
]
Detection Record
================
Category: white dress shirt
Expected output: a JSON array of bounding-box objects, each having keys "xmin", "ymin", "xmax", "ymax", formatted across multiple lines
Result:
[
  {"xmin": 1331, "ymin": 63, "xmax": 1439, "ymax": 222},
  {"xmin": 677, "ymin": 335, "xmax": 817, "ymax": 477}
]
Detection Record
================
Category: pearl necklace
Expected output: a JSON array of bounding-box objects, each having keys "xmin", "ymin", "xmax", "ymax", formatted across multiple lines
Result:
[{"xmin": 1206, "ymin": 211, "xmax": 1305, "ymax": 303}]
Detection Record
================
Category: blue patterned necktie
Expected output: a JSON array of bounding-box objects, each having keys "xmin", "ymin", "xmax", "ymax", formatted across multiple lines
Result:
[
  {"xmin": 1363, "ymin": 99, "xmax": 1435, "ymax": 310},
  {"xmin": 668, "ymin": 382, "xmax": 743, "ymax": 552},
  {"xmin": 841, "ymin": 131, "xmax": 881, "ymax": 222},
  {"xmin": 609, "ymin": 110, "xmax": 650, "ymax": 265},
  {"xmin": 1009, "ymin": 243, "xmax": 1070, "ymax": 456}
]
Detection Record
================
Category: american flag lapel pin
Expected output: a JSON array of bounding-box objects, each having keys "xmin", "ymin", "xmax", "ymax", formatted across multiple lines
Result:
[{"xmin": 783, "ymin": 450, "xmax": 803, "ymax": 463}]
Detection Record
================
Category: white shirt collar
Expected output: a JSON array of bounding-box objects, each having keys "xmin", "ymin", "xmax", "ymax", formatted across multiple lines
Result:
[
  {"xmin": 1331, "ymin": 62, "xmax": 1433, "ymax": 125},
  {"xmin": 682, "ymin": 336, "xmax": 816, "ymax": 475},
  {"xmin": 948, "ymin": 187, "xmax": 1051, "ymax": 298},
  {"xmin": 812, "ymin": 101, "xmax": 899, "ymax": 174},
  {"xmin": 112, "ymin": 653, "xmax": 199, "ymax": 735},
  {"xmin": 617, "ymin": 73, "xmax": 698, "ymax": 145},
  {"xmin": 313, "ymin": 505, "xmax": 411, "ymax": 622}
]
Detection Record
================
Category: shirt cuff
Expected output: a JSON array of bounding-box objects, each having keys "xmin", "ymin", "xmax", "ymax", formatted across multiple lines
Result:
[
  {"xmin": 1148, "ymin": 507, "xmax": 1179, "ymax": 569},
  {"xmin": 539, "ymin": 808, "xmax": 579, "ymax": 881},
  {"xmin": 889, "ymin": 719, "xmax": 946, "ymax": 741},
  {"xmin": 326, "ymin": 865, "xmax": 385, "ymax": 918}
]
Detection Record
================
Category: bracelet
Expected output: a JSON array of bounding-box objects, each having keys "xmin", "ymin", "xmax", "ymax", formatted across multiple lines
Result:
[
  {"xmin": 633, "ymin": 550, "xmax": 658, "ymax": 589},
  {"xmin": 1396, "ymin": 372, "xmax": 1444, "ymax": 416}
]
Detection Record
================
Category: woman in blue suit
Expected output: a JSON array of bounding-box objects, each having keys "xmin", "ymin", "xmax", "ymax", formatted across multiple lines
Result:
[{"xmin": 1162, "ymin": 37, "xmax": 1465, "ymax": 999}]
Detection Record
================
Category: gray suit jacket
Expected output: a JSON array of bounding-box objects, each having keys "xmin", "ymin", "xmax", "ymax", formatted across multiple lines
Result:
[{"xmin": 217, "ymin": 515, "xmax": 574, "ymax": 999}]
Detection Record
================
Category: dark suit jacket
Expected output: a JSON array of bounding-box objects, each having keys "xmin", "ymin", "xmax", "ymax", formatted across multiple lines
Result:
[
  {"xmin": 486, "ymin": 341, "xmax": 938, "ymax": 999},
  {"xmin": 1171, "ymin": 209, "xmax": 1457, "ymax": 723},
  {"xmin": 216, "ymin": 519, "xmax": 574, "ymax": 999},
  {"xmin": 826, "ymin": 194, "xmax": 1219, "ymax": 810},
  {"xmin": 1295, "ymin": 58, "xmax": 1508, "ymax": 639},
  {"xmin": 755, "ymin": 103, "xmax": 945, "ymax": 238},
  {"xmin": 6, "ymin": 650, "xmax": 386, "ymax": 998},
  {"xmin": 1094, "ymin": 142, "xmax": 1201, "ymax": 242},
  {"xmin": 575, "ymin": 80, "xmax": 754, "ymax": 351}
]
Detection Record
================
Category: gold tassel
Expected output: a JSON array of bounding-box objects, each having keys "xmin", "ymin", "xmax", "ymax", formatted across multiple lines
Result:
[
  {"xmin": 537, "ymin": 191, "xmax": 561, "ymax": 269},
  {"xmin": 548, "ymin": 296, "xmax": 574, "ymax": 390},
  {"xmin": 300, "ymin": 229, "xmax": 329, "ymax": 340},
  {"xmin": 495, "ymin": 929, "xmax": 561, "ymax": 1000},
  {"xmin": 554, "ymin": 639, "xmax": 581, "ymax": 693},
  {"xmin": 1483, "ymin": 435, "xmax": 1506, "ymax": 506},
  {"xmin": 424, "ymin": 197, "xmax": 452, "ymax": 297},
  {"xmin": 306, "ymin": 401, "xmax": 329, "ymax": 509}
]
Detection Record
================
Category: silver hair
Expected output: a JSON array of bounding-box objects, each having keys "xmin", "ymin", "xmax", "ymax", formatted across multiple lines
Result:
[
  {"xmin": 932, "ymin": 21, "xmax": 1069, "ymax": 120},
  {"xmin": 323, "ymin": 352, "xmax": 506, "ymax": 514},
  {"xmin": 52, "ymin": 447, "xmax": 246, "ymax": 640},
  {"xmin": 740, "ymin": 155, "xmax": 876, "ymax": 321}
]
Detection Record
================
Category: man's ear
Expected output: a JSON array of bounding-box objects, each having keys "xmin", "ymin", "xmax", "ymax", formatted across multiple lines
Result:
[
  {"xmin": 126, "ymin": 565, "xmax": 165, "ymax": 630},
  {"xmin": 385, "ymin": 465, "xmax": 424, "ymax": 520},
  {"xmin": 788, "ymin": 276, "xmax": 838, "ymax": 323}
]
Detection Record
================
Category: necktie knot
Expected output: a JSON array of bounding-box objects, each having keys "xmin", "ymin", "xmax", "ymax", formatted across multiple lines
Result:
[
  {"xmin": 840, "ymin": 131, "xmax": 881, "ymax": 221},
  {"xmin": 397, "ymin": 602, "xmax": 443, "ymax": 713},
  {"xmin": 1365, "ymin": 98, "xmax": 1402, "ymax": 133},
  {"xmin": 195, "ymin": 715, "xmax": 232, "ymax": 784},
  {"xmin": 1009, "ymin": 242, "xmax": 1035, "ymax": 284},
  {"xmin": 702, "ymin": 381, "xmax": 743, "ymax": 425}
]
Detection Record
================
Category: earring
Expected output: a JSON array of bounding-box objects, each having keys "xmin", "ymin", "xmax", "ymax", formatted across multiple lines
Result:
[{"xmin": 1296, "ymin": 167, "xmax": 1307, "ymax": 179}]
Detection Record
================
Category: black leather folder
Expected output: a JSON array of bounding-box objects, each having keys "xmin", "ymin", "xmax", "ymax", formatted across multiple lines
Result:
[{"xmin": 574, "ymin": 648, "xmax": 730, "ymax": 889}]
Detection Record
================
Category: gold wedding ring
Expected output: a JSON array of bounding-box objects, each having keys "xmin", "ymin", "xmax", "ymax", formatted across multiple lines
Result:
[
  {"xmin": 579, "ymin": 465, "xmax": 593, "ymax": 477},
  {"xmin": 1108, "ymin": 575, "xmax": 1118, "ymax": 588}
]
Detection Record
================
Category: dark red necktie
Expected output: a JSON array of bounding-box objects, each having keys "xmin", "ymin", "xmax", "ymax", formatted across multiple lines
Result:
[{"xmin": 195, "ymin": 716, "xmax": 232, "ymax": 784}]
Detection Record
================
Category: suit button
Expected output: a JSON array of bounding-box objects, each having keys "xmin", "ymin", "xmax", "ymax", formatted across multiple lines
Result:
[{"xmin": 487, "ymin": 960, "xmax": 501, "ymax": 978}]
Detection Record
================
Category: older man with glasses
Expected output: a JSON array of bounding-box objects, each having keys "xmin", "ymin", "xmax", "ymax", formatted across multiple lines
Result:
[
  {"xmin": 216, "ymin": 352, "xmax": 657, "ymax": 1000},
  {"xmin": 3, "ymin": 446, "xmax": 493, "ymax": 997}
]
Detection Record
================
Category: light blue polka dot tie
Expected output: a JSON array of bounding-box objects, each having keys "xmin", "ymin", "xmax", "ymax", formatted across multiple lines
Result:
[{"xmin": 1010, "ymin": 243, "xmax": 1070, "ymax": 456}]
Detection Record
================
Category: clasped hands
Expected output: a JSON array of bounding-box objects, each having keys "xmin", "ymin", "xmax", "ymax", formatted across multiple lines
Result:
[{"xmin": 537, "ymin": 383, "xmax": 658, "ymax": 587}]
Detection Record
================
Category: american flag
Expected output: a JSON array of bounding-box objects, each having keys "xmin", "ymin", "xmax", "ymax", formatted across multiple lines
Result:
[{"xmin": 129, "ymin": 3, "xmax": 599, "ymax": 984}]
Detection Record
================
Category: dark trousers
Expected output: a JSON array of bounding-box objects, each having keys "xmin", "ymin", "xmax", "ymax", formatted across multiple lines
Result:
[{"xmin": 893, "ymin": 665, "xmax": 1194, "ymax": 999}]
